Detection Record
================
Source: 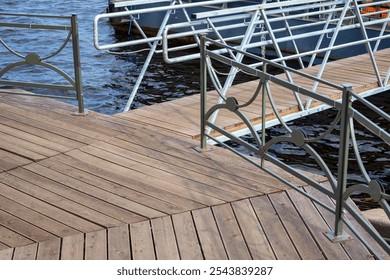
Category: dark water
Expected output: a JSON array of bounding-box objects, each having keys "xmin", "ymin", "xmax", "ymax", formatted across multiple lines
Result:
[
  {"xmin": 0, "ymin": 0, "xmax": 202, "ymax": 114},
  {"xmin": 1, "ymin": 1, "xmax": 389, "ymax": 204}
]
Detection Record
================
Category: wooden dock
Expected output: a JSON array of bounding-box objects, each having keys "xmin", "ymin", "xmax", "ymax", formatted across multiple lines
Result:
[
  {"xmin": 0, "ymin": 49, "xmax": 389, "ymax": 260},
  {"xmin": 116, "ymin": 48, "xmax": 390, "ymax": 139},
  {"xmin": 0, "ymin": 92, "xmax": 388, "ymax": 259}
]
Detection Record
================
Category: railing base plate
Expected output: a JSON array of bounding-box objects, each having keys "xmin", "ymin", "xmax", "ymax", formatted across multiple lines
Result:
[
  {"xmin": 194, "ymin": 145, "xmax": 214, "ymax": 153},
  {"xmin": 325, "ymin": 231, "xmax": 353, "ymax": 243},
  {"xmin": 72, "ymin": 110, "xmax": 89, "ymax": 116}
]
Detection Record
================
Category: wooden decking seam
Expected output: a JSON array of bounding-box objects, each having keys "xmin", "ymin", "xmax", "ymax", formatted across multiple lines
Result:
[{"xmin": 1, "ymin": 186, "xmax": 387, "ymax": 260}]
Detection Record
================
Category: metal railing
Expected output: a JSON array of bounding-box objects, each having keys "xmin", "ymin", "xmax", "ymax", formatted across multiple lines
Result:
[
  {"xmin": 200, "ymin": 35, "xmax": 390, "ymax": 259},
  {"xmin": 95, "ymin": 0, "xmax": 245, "ymax": 111},
  {"xmin": 94, "ymin": 0, "xmax": 389, "ymax": 112},
  {"xmin": 164, "ymin": 0, "xmax": 390, "ymax": 135},
  {"xmin": 0, "ymin": 13, "xmax": 85, "ymax": 115}
]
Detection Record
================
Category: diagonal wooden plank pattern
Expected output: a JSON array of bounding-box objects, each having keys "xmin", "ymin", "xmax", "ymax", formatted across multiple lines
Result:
[
  {"xmin": 0, "ymin": 46, "xmax": 389, "ymax": 260},
  {"xmin": 0, "ymin": 93, "xmax": 291, "ymax": 256},
  {"xmin": 1, "ymin": 187, "xmax": 387, "ymax": 260}
]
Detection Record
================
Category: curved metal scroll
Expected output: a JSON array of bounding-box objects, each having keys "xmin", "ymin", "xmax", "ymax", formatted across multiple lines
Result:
[
  {"xmin": 200, "ymin": 36, "xmax": 390, "ymax": 259},
  {"xmin": 0, "ymin": 13, "xmax": 85, "ymax": 115}
]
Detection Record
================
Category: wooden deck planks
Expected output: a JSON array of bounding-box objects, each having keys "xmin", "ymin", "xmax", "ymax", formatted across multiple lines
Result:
[
  {"xmin": 212, "ymin": 203, "xmax": 252, "ymax": 260},
  {"xmin": 0, "ymin": 97, "xmax": 116, "ymax": 142},
  {"xmin": 0, "ymin": 248, "xmax": 14, "ymax": 260},
  {"xmin": 12, "ymin": 243, "xmax": 38, "ymax": 260},
  {"xmin": 0, "ymin": 136, "xmax": 48, "ymax": 162},
  {"xmin": 0, "ymin": 104, "xmax": 95, "ymax": 145},
  {"xmin": 171, "ymin": 212, "xmax": 203, "ymax": 260},
  {"xmin": 344, "ymin": 199, "xmax": 390, "ymax": 259},
  {"xmin": 83, "ymin": 142, "xmax": 256, "ymax": 201},
  {"xmin": 0, "ymin": 191, "xmax": 81, "ymax": 238},
  {"xmin": 0, "ymin": 189, "xmax": 386, "ymax": 260},
  {"xmin": 22, "ymin": 163, "xmax": 148, "ymax": 225},
  {"xmin": 0, "ymin": 114, "xmax": 84, "ymax": 150},
  {"xmin": 0, "ymin": 224, "xmax": 33, "ymax": 248},
  {"xmin": 50, "ymin": 154, "xmax": 183, "ymax": 217},
  {"xmin": 231, "ymin": 199, "xmax": 276, "ymax": 259},
  {"xmin": 0, "ymin": 48, "xmax": 388, "ymax": 261},
  {"xmin": 151, "ymin": 216, "xmax": 180, "ymax": 260},
  {"xmin": 85, "ymin": 229, "xmax": 108, "ymax": 260},
  {"xmin": 38, "ymin": 158, "xmax": 178, "ymax": 219},
  {"xmin": 121, "ymin": 130, "xmax": 288, "ymax": 191},
  {"xmin": 0, "ymin": 209, "xmax": 57, "ymax": 243},
  {"xmin": 268, "ymin": 191, "xmax": 325, "ymax": 260},
  {"xmin": 251, "ymin": 195, "xmax": 301, "ymax": 259},
  {"xmin": 65, "ymin": 148, "xmax": 246, "ymax": 203},
  {"xmin": 286, "ymin": 189, "xmax": 350, "ymax": 260},
  {"xmin": 80, "ymin": 143, "xmax": 262, "ymax": 199},
  {"xmin": 0, "ymin": 123, "xmax": 71, "ymax": 153},
  {"xmin": 61, "ymin": 233, "xmax": 85, "ymax": 260},
  {"xmin": 192, "ymin": 207, "xmax": 228, "ymax": 260},
  {"xmin": 0, "ymin": 130, "xmax": 60, "ymax": 158},
  {"xmin": 0, "ymin": 176, "xmax": 98, "ymax": 234},
  {"xmin": 0, "ymin": 242, "xmax": 9, "ymax": 250},
  {"xmin": 305, "ymin": 187, "xmax": 375, "ymax": 260},
  {"xmin": 36, "ymin": 238, "xmax": 61, "ymax": 260},
  {"xmin": 108, "ymin": 224, "xmax": 131, "ymax": 260},
  {"xmin": 130, "ymin": 220, "xmax": 156, "ymax": 260},
  {"xmin": 4, "ymin": 168, "xmax": 121, "ymax": 230},
  {"xmin": 96, "ymin": 138, "xmax": 281, "ymax": 194},
  {"xmin": 0, "ymin": 149, "xmax": 31, "ymax": 172}
]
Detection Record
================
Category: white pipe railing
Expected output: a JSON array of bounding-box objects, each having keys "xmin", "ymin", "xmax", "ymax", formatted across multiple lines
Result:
[{"xmin": 94, "ymin": 0, "xmax": 389, "ymax": 112}]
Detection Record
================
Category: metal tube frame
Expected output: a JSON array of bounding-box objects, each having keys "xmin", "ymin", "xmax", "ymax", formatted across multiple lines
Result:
[
  {"xmin": 95, "ymin": 0, "xmax": 389, "ymax": 111},
  {"xmin": 162, "ymin": 0, "xmax": 389, "ymax": 130}
]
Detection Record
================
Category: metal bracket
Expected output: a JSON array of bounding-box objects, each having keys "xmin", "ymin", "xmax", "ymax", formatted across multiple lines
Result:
[{"xmin": 325, "ymin": 231, "xmax": 353, "ymax": 243}]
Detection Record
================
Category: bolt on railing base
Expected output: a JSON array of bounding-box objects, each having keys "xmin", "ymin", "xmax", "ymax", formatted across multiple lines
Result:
[
  {"xmin": 72, "ymin": 110, "xmax": 89, "ymax": 116},
  {"xmin": 325, "ymin": 231, "xmax": 353, "ymax": 243}
]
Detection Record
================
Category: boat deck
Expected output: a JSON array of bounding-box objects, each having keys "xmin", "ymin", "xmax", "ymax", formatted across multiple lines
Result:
[{"xmin": 0, "ymin": 92, "xmax": 388, "ymax": 260}]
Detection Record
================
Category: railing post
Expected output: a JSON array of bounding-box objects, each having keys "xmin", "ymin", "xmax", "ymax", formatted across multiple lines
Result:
[
  {"xmin": 261, "ymin": 62, "xmax": 267, "ymax": 167},
  {"xmin": 200, "ymin": 35, "xmax": 208, "ymax": 150},
  {"xmin": 326, "ymin": 84, "xmax": 353, "ymax": 242},
  {"xmin": 71, "ymin": 14, "xmax": 86, "ymax": 116}
]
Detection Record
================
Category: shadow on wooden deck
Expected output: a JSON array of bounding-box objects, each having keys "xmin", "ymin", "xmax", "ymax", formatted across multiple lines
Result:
[{"xmin": 0, "ymin": 93, "xmax": 388, "ymax": 260}]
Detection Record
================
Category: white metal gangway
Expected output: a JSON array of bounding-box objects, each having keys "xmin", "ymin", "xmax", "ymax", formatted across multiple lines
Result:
[
  {"xmin": 95, "ymin": 0, "xmax": 246, "ymax": 111},
  {"xmin": 163, "ymin": 0, "xmax": 390, "ymax": 138},
  {"xmin": 94, "ymin": 0, "xmax": 390, "ymax": 112}
]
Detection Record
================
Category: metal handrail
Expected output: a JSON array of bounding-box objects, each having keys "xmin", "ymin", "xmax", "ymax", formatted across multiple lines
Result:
[
  {"xmin": 164, "ymin": 0, "xmax": 389, "ymax": 132},
  {"xmin": 0, "ymin": 13, "xmax": 85, "ymax": 115},
  {"xmin": 94, "ymin": 0, "xmax": 242, "ymax": 50},
  {"xmin": 200, "ymin": 35, "xmax": 390, "ymax": 259},
  {"xmin": 95, "ymin": 0, "xmax": 389, "ymax": 112},
  {"xmin": 94, "ymin": 0, "xmax": 250, "ymax": 111},
  {"xmin": 193, "ymin": 0, "xmax": 337, "ymax": 19},
  {"xmin": 163, "ymin": 1, "xmax": 390, "ymax": 64}
]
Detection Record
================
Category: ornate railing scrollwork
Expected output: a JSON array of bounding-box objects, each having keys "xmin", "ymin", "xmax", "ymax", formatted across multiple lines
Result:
[
  {"xmin": 200, "ymin": 36, "xmax": 390, "ymax": 259},
  {"xmin": 0, "ymin": 13, "xmax": 85, "ymax": 115}
]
